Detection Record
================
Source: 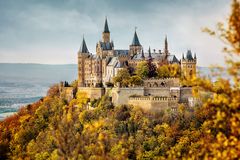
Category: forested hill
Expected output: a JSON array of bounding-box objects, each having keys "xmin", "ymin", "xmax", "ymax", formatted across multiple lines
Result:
[
  {"xmin": 0, "ymin": 84, "xmax": 203, "ymax": 159},
  {"xmin": 0, "ymin": 74, "xmax": 239, "ymax": 159}
]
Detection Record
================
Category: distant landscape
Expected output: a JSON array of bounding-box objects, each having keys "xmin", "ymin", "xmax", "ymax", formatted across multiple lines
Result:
[
  {"xmin": 0, "ymin": 63, "xmax": 218, "ymax": 120},
  {"xmin": 0, "ymin": 63, "xmax": 77, "ymax": 120}
]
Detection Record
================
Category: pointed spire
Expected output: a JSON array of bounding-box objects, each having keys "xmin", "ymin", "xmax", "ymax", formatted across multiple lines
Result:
[
  {"xmin": 141, "ymin": 48, "xmax": 145, "ymax": 59},
  {"xmin": 148, "ymin": 46, "xmax": 152, "ymax": 58},
  {"xmin": 79, "ymin": 36, "xmax": 89, "ymax": 53},
  {"xmin": 103, "ymin": 17, "xmax": 110, "ymax": 33},
  {"xmin": 194, "ymin": 53, "xmax": 197, "ymax": 59},
  {"xmin": 131, "ymin": 28, "xmax": 141, "ymax": 46},
  {"xmin": 182, "ymin": 53, "xmax": 185, "ymax": 60},
  {"xmin": 186, "ymin": 50, "xmax": 194, "ymax": 60},
  {"xmin": 164, "ymin": 35, "xmax": 168, "ymax": 55}
]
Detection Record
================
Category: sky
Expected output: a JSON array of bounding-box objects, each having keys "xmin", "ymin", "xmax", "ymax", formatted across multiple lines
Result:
[{"xmin": 0, "ymin": 0, "xmax": 230, "ymax": 66}]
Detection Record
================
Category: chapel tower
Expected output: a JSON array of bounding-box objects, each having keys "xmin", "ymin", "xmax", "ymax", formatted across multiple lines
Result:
[
  {"xmin": 96, "ymin": 17, "xmax": 114, "ymax": 58},
  {"xmin": 102, "ymin": 18, "xmax": 110, "ymax": 43}
]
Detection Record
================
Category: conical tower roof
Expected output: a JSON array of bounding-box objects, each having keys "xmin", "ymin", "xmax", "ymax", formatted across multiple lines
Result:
[
  {"xmin": 131, "ymin": 30, "xmax": 141, "ymax": 46},
  {"xmin": 79, "ymin": 37, "xmax": 89, "ymax": 53},
  {"xmin": 103, "ymin": 17, "xmax": 110, "ymax": 33},
  {"xmin": 186, "ymin": 50, "xmax": 194, "ymax": 60}
]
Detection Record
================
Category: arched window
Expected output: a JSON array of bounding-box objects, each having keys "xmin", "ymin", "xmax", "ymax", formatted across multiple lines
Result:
[{"xmin": 147, "ymin": 83, "xmax": 151, "ymax": 87}]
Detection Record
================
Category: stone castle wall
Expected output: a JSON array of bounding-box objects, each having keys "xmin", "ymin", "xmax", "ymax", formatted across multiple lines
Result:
[
  {"xmin": 78, "ymin": 87, "xmax": 105, "ymax": 100},
  {"xmin": 144, "ymin": 78, "xmax": 180, "ymax": 88},
  {"xmin": 74, "ymin": 78, "xmax": 194, "ymax": 112},
  {"xmin": 144, "ymin": 88, "xmax": 170, "ymax": 97},
  {"xmin": 111, "ymin": 87, "xmax": 144, "ymax": 105},
  {"xmin": 128, "ymin": 96, "xmax": 178, "ymax": 112}
]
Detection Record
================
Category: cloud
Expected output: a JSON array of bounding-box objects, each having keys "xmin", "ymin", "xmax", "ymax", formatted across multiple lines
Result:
[{"xmin": 0, "ymin": 0, "xmax": 230, "ymax": 66}]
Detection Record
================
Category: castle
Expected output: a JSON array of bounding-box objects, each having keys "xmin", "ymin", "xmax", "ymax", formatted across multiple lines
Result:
[{"xmin": 74, "ymin": 18, "xmax": 198, "ymax": 111}]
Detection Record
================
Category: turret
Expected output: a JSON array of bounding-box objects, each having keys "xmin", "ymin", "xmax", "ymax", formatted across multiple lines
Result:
[
  {"xmin": 181, "ymin": 50, "xmax": 197, "ymax": 78},
  {"xmin": 129, "ymin": 28, "xmax": 142, "ymax": 57},
  {"xmin": 78, "ymin": 37, "xmax": 90, "ymax": 87},
  {"xmin": 78, "ymin": 37, "xmax": 89, "ymax": 56}
]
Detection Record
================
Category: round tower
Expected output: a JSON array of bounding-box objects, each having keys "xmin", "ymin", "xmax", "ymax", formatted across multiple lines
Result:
[{"xmin": 78, "ymin": 37, "xmax": 90, "ymax": 87}]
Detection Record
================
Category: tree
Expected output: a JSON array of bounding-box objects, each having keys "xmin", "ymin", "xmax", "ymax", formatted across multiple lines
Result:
[
  {"xmin": 113, "ymin": 68, "xmax": 131, "ymax": 87},
  {"xmin": 135, "ymin": 61, "xmax": 149, "ymax": 79},
  {"xmin": 147, "ymin": 60, "xmax": 157, "ymax": 78},
  {"xmin": 157, "ymin": 65, "xmax": 170, "ymax": 78},
  {"xmin": 129, "ymin": 75, "xmax": 144, "ymax": 86},
  {"xmin": 168, "ymin": 64, "xmax": 181, "ymax": 78},
  {"xmin": 157, "ymin": 64, "xmax": 181, "ymax": 78},
  {"xmin": 135, "ymin": 61, "xmax": 157, "ymax": 79},
  {"xmin": 174, "ymin": 0, "xmax": 240, "ymax": 159}
]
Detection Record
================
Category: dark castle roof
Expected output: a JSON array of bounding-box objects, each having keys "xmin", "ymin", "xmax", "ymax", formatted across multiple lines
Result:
[
  {"xmin": 132, "ymin": 51, "xmax": 179, "ymax": 63},
  {"xmin": 79, "ymin": 37, "xmax": 89, "ymax": 53},
  {"xmin": 186, "ymin": 50, "xmax": 194, "ymax": 60},
  {"xmin": 99, "ymin": 41, "xmax": 114, "ymax": 50},
  {"xmin": 131, "ymin": 31, "xmax": 141, "ymax": 46},
  {"xmin": 103, "ymin": 18, "xmax": 110, "ymax": 33},
  {"xmin": 114, "ymin": 50, "xmax": 129, "ymax": 56}
]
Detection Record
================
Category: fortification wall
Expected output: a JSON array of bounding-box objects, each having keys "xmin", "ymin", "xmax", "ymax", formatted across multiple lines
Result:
[
  {"xmin": 144, "ymin": 78, "xmax": 180, "ymax": 88},
  {"xmin": 128, "ymin": 96, "xmax": 178, "ymax": 112},
  {"xmin": 144, "ymin": 88, "xmax": 170, "ymax": 96},
  {"xmin": 111, "ymin": 87, "xmax": 144, "ymax": 105},
  {"xmin": 78, "ymin": 87, "xmax": 105, "ymax": 100}
]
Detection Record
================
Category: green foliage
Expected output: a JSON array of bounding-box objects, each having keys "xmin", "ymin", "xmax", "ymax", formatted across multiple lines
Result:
[
  {"xmin": 135, "ymin": 61, "xmax": 149, "ymax": 79},
  {"xmin": 129, "ymin": 75, "xmax": 144, "ymax": 86},
  {"xmin": 113, "ymin": 68, "xmax": 131, "ymax": 87},
  {"xmin": 135, "ymin": 60, "xmax": 157, "ymax": 79}
]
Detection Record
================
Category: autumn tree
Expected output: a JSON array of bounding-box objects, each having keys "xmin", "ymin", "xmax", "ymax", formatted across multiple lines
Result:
[
  {"xmin": 135, "ymin": 60, "xmax": 157, "ymax": 79},
  {"xmin": 113, "ymin": 68, "xmax": 131, "ymax": 87},
  {"xmin": 169, "ymin": 0, "xmax": 240, "ymax": 159},
  {"xmin": 129, "ymin": 75, "xmax": 144, "ymax": 86},
  {"xmin": 135, "ymin": 61, "xmax": 149, "ymax": 79},
  {"xmin": 157, "ymin": 64, "xmax": 181, "ymax": 78}
]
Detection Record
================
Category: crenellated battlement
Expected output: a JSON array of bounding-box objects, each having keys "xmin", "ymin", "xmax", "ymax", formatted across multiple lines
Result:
[
  {"xmin": 144, "ymin": 77, "xmax": 179, "ymax": 81},
  {"xmin": 129, "ymin": 96, "xmax": 178, "ymax": 102}
]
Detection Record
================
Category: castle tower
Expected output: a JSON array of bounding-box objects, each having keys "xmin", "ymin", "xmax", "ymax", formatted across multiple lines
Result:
[
  {"xmin": 129, "ymin": 28, "xmax": 142, "ymax": 57},
  {"xmin": 96, "ymin": 17, "xmax": 114, "ymax": 58},
  {"xmin": 78, "ymin": 37, "xmax": 90, "ymax": 87},
  {"xmin": 102, "ymin": 17, "xmax": 110, "ymax": 43},
  {"xmin": 181, "ymin": 50, "xmax": 197, "ymax": 78}
]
